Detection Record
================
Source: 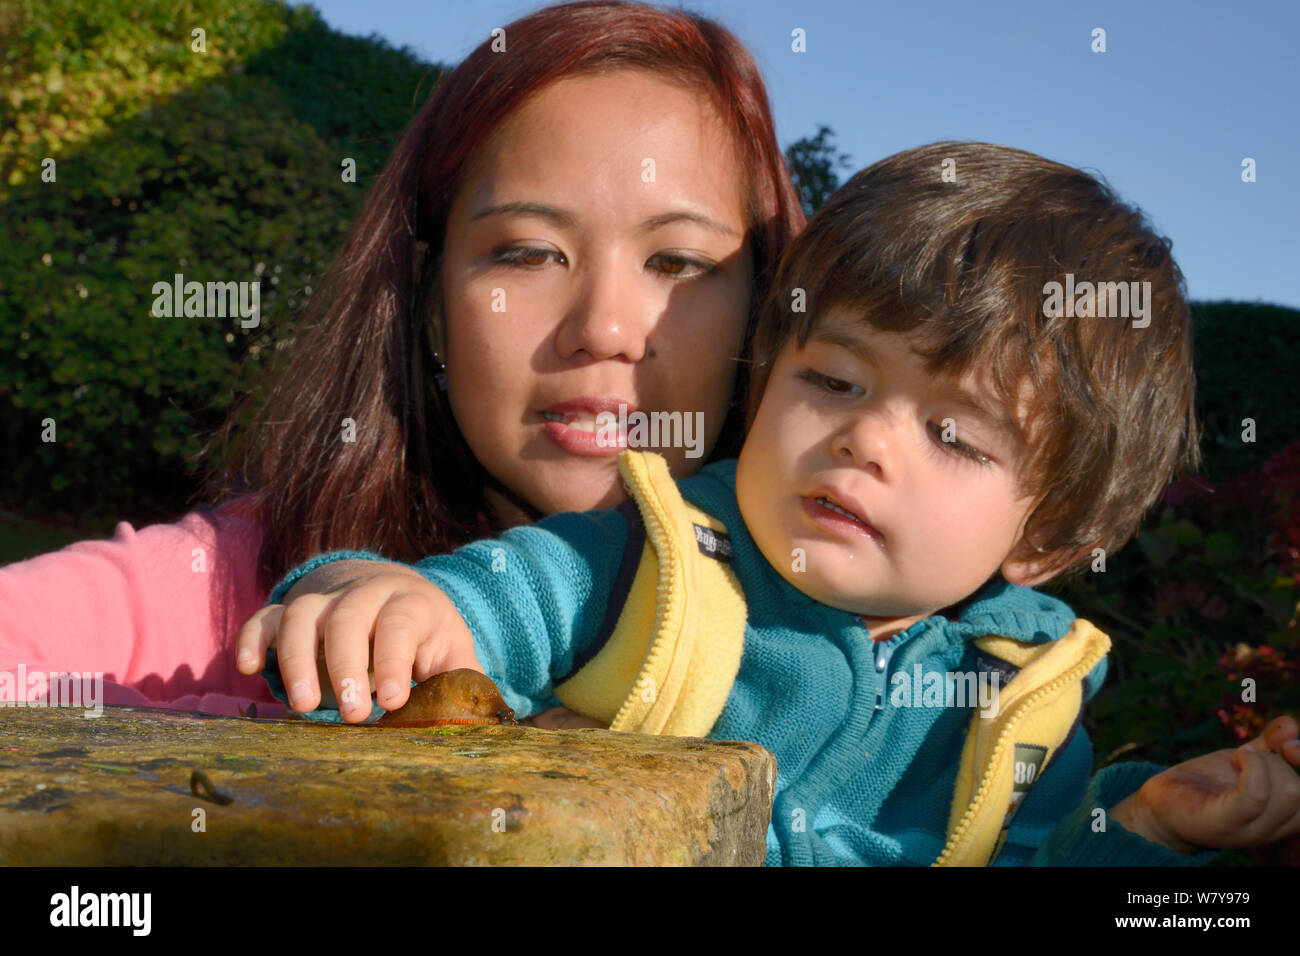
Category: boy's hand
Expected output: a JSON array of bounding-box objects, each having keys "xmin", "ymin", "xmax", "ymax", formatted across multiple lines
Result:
[
  {"xmin": 235, "ymin": 564, "xmax": 481, "ymax": 723},
  {"xmin": 1111, "ymin": 716, "xmax": 1300, "ymax": 854}
]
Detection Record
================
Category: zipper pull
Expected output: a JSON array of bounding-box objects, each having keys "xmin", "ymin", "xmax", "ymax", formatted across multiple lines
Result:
[{"xmin": 874, "ymin": 638, "xmax": 895, "ymax": 710}]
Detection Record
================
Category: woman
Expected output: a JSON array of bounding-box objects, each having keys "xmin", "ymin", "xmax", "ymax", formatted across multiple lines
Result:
[{"xmin": 0, "ymin": 0, "xmax": 804, "ymax": 723}]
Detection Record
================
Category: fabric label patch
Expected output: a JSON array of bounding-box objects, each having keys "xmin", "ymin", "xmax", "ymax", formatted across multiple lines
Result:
[
  {"xmin": 973, "ymin": 647, "xmax": 1020, "ymax": 687},
  {"xmin": 1001, "ymin": 743, "xmax": 1048, "ymax": 830},
  {"xmin": 693, "ymin": 523, "xmax": 734, "ymax": 562}
]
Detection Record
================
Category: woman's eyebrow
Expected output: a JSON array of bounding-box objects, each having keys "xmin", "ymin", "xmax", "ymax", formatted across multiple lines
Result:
[
  {"xmin": 471, "ymin": 201, "xmax": 577, "ymax": 228},
  {"xmin": 637, "ymin": 210, "xmax": 740, "ymax": 238},
  {"xmin": 471, "ymin": 201, "xmax": 738, "ymax": 237}
]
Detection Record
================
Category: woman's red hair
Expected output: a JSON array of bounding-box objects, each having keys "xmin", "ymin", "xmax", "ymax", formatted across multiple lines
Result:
[{"xmin": 201, "ymin": 0, "xmax": 805, "ymax": 594}]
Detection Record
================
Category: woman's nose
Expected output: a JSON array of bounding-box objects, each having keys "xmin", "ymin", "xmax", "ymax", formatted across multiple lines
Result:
[{"xmin": 553, "ymin": 253, "xmax": 654, "ymax": 362}]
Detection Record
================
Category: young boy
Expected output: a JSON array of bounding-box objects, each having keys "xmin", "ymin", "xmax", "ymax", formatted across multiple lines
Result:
[{"xmin": 239, "ymin": 142, "xmax": 1300, "ymax": 865}]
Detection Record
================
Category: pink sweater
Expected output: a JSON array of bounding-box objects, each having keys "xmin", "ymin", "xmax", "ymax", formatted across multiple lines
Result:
[{"xmin": 0, "ymin": 497, "xmax": 291, "ymax": 718}]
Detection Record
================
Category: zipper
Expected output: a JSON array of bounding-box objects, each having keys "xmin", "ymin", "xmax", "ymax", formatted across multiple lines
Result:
[
  {"xmin": 932, "ymin": 633, "xmax": 1109, "ymax": 866},
  {"xmin": 873, "ymin": 637, "xmax": 896, "ymax": 710},
  {"xmin": 871, "ymin": 622, "xmax": 919, "ymax": 710}
]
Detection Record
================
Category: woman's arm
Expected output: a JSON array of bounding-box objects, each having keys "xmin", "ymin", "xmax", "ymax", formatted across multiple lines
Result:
[{"xmin": 0, "ymin": 498, "xmax": 290, "ymax": 716}]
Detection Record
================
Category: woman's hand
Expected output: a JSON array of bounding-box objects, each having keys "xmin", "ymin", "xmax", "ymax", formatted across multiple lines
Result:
[{"xmin": 236, "ymin": 563, "xmax": 481, "ymax": 723}]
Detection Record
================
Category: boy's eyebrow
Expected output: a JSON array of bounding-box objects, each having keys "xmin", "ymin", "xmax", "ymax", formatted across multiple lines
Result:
[
  {"xmin": 810, "ymin": 327, "xmax": 876, "ymax": 368},
  {"xmin": 471, "ymin": 201, "xmax": 740, "ymax": 237},
  {"xmin": 940, "ymin": 388, "xmax": 1022, "ymax": 444},
  {"xmin": 811, "ymin": 327, "xmax": 1022, "ymax": 445}
]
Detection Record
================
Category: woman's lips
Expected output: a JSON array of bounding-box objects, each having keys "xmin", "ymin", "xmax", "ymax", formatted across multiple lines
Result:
[
  {"xmin": 538, "ymin": 397, "xmax": 637, "ymax": 457},
  {"xmin": 539, "ymin": 411, "xmax": 627, "ymax": 457},
  {"xmin": 801, "ymin": 496, "xmax": 884, "ymax": 545}
]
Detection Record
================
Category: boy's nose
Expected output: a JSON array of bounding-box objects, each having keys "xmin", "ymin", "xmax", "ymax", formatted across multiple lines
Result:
[{"xmin": 832, "ymin": 414, "xmax": 893, "ymax": 480}]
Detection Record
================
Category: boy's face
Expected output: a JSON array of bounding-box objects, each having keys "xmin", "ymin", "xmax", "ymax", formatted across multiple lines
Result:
[{"xmin": 736, "ymin": 306, "xmax": 1051, "ymax": 622}]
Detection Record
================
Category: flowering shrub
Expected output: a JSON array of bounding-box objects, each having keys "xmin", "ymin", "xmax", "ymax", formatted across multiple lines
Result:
[{"xmin": 1051, "ymin": 439, "xmax": 1300, "ymax": 865}]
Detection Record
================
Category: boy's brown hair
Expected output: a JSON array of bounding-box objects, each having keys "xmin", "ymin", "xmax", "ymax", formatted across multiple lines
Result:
[{"xmin": 746, "ymin": 141, "xmax": 1199, "ymax": 580}]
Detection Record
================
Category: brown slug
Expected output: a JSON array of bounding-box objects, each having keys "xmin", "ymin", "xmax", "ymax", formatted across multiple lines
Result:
[{"xmin": 376, "ymin": 669, "xmax": 518, "ymax": 728}]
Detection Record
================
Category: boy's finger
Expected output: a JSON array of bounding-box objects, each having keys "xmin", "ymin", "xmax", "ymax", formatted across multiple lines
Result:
[
  {"xmin": 236, "ymin": 605, "xmax": 283, "ymax": 674},
  {"xmin": 371, "ymin": 593, "xmax": 432, "ymax": 711},
  {"xmin": 416, "ymin": 626, "xmax": 484, "ymax": 678},
  {"xmin": 441, "ymin": 641, "xmax": 486, "ymax": 674},
  {"xmin": 1248, "ymin": 748, "xmax": 1300, "ymax": 842},
  {"xmin": 1246, "ymin": 715, "xmax": 1293, "ymax": 753},
  {"xmin": 315, "ymin": 654, "xmax": 340, "ymax": 710},
  {"xmin": 409, "ymin": 588, "xmax": 483, "ymax": 679},
  {"xmin": 1284, "ymin": 739, "xmax": 1300, "ymax": 766},
  {"xmin": 411, "ymin": 637, "xmax": 484, "ymax": 682},
  {"xmin": 1228, "ymin": 745, "xmax": 1272, "ymax": 824},
  {"xmin": 1260, "ymin": 716, "xmax": 1299, "ymax": 756},
  {"xmin": 276, "ymin": 594, "xmax": 331, "ymax": 713},
  {"xmin": 1269, "ymin": 795, "xmax": 1300, "ymax": 841},
  {"xmin": 321, "ymin": 584, "xmax": 397, "ymax": 723}
]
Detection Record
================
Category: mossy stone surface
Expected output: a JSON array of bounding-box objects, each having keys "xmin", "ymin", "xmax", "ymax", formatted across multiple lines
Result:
[{"xmin": 0, "ymin": 705, "xmax": 776, "ymax": 865}]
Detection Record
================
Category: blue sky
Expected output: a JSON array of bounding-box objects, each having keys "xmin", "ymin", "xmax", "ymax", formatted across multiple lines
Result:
[{"xmin": 302, "ymin": 0, "xmax": 1299, "ymax": 308}]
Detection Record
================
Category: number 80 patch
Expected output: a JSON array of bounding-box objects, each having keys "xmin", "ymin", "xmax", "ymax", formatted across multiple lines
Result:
[{"xmin": 1002, "ymin": 743, "xmax": 1048, "ymax": 829}]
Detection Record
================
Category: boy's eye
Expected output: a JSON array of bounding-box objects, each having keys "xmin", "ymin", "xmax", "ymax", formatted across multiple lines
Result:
[
  {"xmin": 796, "ymin": 368, "xmax": 862, "ymax": 396},
  {"xmin": 927, "ymin": 421, "xmax": 993, "ymax": 465}
]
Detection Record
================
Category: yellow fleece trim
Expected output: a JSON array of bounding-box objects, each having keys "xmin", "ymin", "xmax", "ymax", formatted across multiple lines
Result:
[
  {"xmin": 553, "ymin": 451, "xmax": 747, "ymax": 737},
  {"xmin": 934, "ymin": 618, "xmax": 1110, "ymax": 866}
]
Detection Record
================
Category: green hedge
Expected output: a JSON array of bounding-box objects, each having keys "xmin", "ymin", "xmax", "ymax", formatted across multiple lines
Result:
[
  {"xmin": 0, "ymin": 0, "xmax": 438, "ymax": 521},
  {"xmin": 1189, "ymin": 301, "xmax": 1300, "ymax": 480}
]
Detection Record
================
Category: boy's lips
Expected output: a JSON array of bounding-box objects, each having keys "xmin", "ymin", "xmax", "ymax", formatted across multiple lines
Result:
[{"xmin": 802, "ymin": 487, "xmax": 885, "ymax": 544}]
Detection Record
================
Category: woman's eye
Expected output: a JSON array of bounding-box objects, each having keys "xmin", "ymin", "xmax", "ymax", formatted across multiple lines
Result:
[
  {"xmin": 795, "ymin": 369, "xmax": 861, "ymax": 397},
  {"xmin": 493, "ymin": 246, "xmax": 565, "ymax": 268},
  {"xmin": 927, "ymin": 421, "xmax": 992, "ymax": 465},
  {"xmin": 491, "ymin": 248, "xmax": 712, "ymax": 277},
  {"xmin": 647, "ymin": 253, "xmax": 716, "ymax": 279}
]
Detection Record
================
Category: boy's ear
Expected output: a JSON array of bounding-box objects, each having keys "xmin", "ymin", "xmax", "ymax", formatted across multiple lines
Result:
[
  {"xmin": 1001, "ymin": 542, "xmax": 1092, "ymax": 588},
  {"xmin": 1001, "ymin": 502, "xmax": 1091, "ymax": 588},
  {"xmin": 1000, "ymin": 549, "xmax": 1060, "ymax": 588}
]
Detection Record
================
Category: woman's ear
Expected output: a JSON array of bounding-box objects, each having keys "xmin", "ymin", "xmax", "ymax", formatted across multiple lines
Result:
[
  {"xmin": 425, "ymin": 308, "xmax": 446, "ymax": 363},
  {"xmin": 417, "ymin": 245, "xmax": 447, "ymax": 361},
  {"xmin": 411, "ymin": 239, "xmax": 431, "ymax": 287}
]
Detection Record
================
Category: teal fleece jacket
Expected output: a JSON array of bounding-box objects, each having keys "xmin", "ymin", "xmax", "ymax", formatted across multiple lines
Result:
[{"xmin": 264, "ymin": 458, "xmax": 1217, "ymax": 867}]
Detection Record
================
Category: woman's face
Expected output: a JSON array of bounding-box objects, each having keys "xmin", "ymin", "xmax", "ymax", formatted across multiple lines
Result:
[{"xmin": 440, "ymin": 69, "xmax": 753, "ymax": 524}]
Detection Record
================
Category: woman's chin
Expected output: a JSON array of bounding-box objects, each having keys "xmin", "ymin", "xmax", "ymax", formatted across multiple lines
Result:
[
  {"xmin": 507, "ymin": 471, "xmax": 631, "ymax": 519},
  {"xmin": 545, "ymin": 484, "xmax": 631, "ymax": 515}
]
